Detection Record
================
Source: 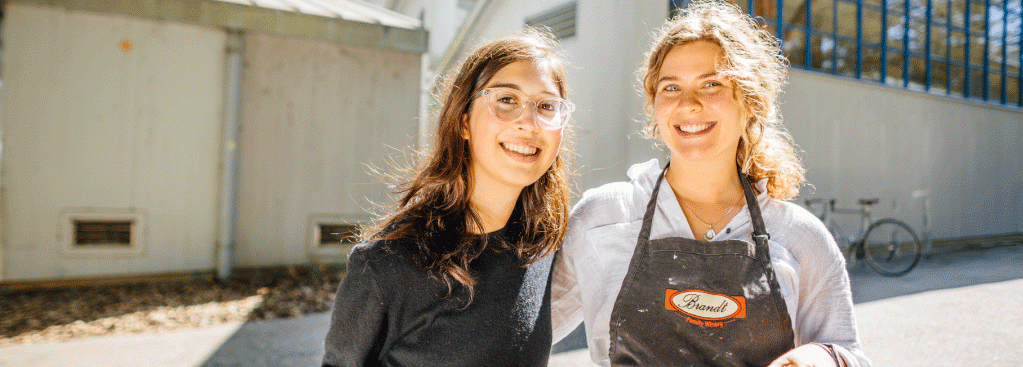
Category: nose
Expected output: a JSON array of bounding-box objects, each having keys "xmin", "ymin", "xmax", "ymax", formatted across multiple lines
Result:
[
  {"xmin": 676, "ymin": 92, "xmax": 702, "ymax": 113},
  {"xmin": 512, "ymin": 102, "xmax": 540, "ymax": 131}
]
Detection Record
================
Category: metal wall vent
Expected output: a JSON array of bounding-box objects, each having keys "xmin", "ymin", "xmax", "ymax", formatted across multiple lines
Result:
[
  {"xmin": 319, "ymin": 224, "xmax": 360, "ymax": 246},
  {"xmin": 75, "ymin": 220, "xmax": 133, "ymax": 246},
  {"xmin": 525, "ymin": 2, "xmax": 577, "ymax": 40}
]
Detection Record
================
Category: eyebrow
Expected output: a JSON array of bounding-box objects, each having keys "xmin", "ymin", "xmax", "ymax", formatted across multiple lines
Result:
[
  {"xmin": 657, "ymin": 72, "xmax": 720, "ymax": 84},
  {"xmin": 487, "ymin": 82, "xmax": 558, "ymax": 97}
]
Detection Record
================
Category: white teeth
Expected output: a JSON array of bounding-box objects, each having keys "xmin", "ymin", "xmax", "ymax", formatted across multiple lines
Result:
[
  {"xmin": 502, "ymin": 142, "xmax": 538, "ymax": 155},
  {"xmin": 677, "ymin": 123, "xmax": 712, "ymax": 133}
]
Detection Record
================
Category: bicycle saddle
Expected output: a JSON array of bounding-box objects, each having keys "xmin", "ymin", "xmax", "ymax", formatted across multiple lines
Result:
[{"xmin": 858, "ymin": 198, "xmax": 880, "ymax": 206}]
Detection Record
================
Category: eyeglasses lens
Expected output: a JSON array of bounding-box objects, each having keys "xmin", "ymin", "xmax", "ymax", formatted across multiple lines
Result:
[{"xmin": 486, "ymin": 89, "xmax": 569, "ymax": 129}]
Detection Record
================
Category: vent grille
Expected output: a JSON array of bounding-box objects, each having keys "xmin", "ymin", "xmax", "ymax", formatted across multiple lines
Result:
[
  {"xmin": 525, "ymin": 2, "xmax": 577, "ymax": 40},
  {"xmin": 319, "ymin": 224, "xmax": 360, "ymax": 246},
  {"xmin": 75, "ymin": 220, "xmax": 133, "ymax": 246}
]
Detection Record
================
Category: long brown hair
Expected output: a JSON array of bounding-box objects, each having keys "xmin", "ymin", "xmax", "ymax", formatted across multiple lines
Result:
[
  {"xmin": 365, "ymin": 29, "xmax": 572, "ymax": 293},
  {"xmin": 640, "ymin": 0, "xmax": 806, "ymax": 199}
]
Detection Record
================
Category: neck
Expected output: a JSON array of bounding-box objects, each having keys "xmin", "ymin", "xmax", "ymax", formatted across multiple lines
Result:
[
  {"xmin": 467, "ymin": 180, "xmax": 522, "ymax": 235},
  {"xmin": 665, "ymin": 156, "xmax": 743, "ymax": 205},
  {"xmin": 665, "ymin": 153, "xmax": 746, "ymax": 240}
]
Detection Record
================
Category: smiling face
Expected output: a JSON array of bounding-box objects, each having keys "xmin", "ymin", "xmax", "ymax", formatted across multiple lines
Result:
[
  {"xmin": 463, "ymin": 60, "xmax": 565, "ymax": 194},
  {"xmin": 653, "ymin": 40, "xmax": 747, "ymax": 164}
]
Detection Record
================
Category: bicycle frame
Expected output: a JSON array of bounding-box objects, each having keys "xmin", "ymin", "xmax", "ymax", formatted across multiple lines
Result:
[
  {"xmin": 805, "ymin": 198, "xmax": 874, "ymax": 266},
  {"xmin": 806, "ymin": 197, "xmax": 923, "ymax": 276}
]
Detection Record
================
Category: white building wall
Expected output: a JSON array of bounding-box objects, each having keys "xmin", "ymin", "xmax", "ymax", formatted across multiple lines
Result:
[
  {"xmin": 1, "ymin": 3, "xmax": 226, "ymax": 280},
  {"xmin": 785, "ymin": 70, "xmax": 1023, "ymax": 240},
  {"xmin": 449, "ymin": 1, "xmax": 1023, "ymax": 241},
  {"xmin": 234, "ymin": 32, "xmax": 421, "ymax": 267}
]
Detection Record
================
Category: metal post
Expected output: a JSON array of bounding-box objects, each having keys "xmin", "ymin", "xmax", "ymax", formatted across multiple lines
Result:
[
  {"xmin": 882, "ymin": 0, "xmax": 889, "ymax": 82},
  {"xmin": 778, "ymin": 0, "xmax": 785, "ymax": 48},
  {"xmin": 1000, "ymin": 0, "xmax": 1008, "ymax": 104},
  {"xmin": 983, "ymin": 0, "xmax": 991, "ymax": 101},
  {"xmin": 965, "ymin": 0, "xmax": 972, "ymax": 97},
  {"xmin": 903, "ymin": 0, "xmax": 911, "ymax": 87},
  {"xmin": 833, "ymin": 0, "xmax": 839, "ymax": 73},
  {"xmin": 925, "ymin": 0, "xmax": 933, "ymax": 90},
  {"xmin": 217, "ymin": 30, "xmax": 244, "ymax": 281},
  {"xmin": 946, "ymin": 0, "xmax": 952, "ymax": 94},
  {"xmin": 806, "ymin": 0, "xmax": 813, "ymax": 69},
  {"xmin": 857, "ymin": 0, "xmax": 864, "ymax": 79}
]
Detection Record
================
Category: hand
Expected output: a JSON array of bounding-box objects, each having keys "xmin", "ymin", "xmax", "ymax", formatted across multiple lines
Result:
[{"xmin": 766, "ymin": 343, "xmax": 839, "ymax": 367}]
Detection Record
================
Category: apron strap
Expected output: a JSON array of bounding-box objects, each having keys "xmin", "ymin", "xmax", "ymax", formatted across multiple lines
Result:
[
  {"xmin": 636, "ymin": 163, "xmax": 669, "ymax": 251},
  {"xmin": 638, "ymin": 163, "xmax": 772, "ymax": 250},
  {"xmin": 738, "ymin": 165, "xmax": 771, "ymax": 255}
]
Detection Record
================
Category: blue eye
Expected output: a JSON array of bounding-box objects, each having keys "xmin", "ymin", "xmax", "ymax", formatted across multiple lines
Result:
[
  {"xmin": 703, "ymin": 81, "xmax": 722, "ymax": 88},
  {"xmin": 664, "ymin": 85, "xmax": 680, "ymax": 92}
]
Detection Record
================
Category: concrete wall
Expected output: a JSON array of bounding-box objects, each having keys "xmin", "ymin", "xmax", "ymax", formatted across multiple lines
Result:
[
  {"xmin": 449, "ymin": 1, "xmax": 1023, "ymax": 241},
  {"xmin": 234, "ymin": 32, "xmax": 421, "ymax": 267},
  {"xmin": 786, "ymin": 70, "xmax": 1023, "ymax": 241},
  {"xmin": 1, "ymin": 3, "xmax": 226, "ymax": 281}
]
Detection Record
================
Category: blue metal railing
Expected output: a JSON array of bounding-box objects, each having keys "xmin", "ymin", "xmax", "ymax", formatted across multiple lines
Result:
[{"xmin": 740, "ymin": 0, "xmax": 1023, "ymax": 107}]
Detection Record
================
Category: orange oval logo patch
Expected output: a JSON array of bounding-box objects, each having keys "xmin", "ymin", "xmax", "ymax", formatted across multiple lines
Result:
[{"xmin": 664, "ymin": 289, "xmax": 746, "ymax": 321}]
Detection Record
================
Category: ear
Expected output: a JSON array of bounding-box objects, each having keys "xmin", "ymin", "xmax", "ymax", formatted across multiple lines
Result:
[{"xmin": 460, "ymin": 113, "xmax": 470, "ymax": 140}]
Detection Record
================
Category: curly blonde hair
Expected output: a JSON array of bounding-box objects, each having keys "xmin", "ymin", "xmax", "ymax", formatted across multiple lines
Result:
[{"xmin": 640, "ymin": 0, "xmax": 805, "ymax": 200}]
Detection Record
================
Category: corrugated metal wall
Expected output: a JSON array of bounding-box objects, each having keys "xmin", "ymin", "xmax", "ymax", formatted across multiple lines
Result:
[
  {"xmin": 234, "ymin": 32, "xmax": 421, "ymax": 267},
  {"xmin": 0, "ymin": 3, "xmax": 423, "ymax": 281},
  {"xmin": 1, "ymin": 3, "xmax": 227, "ymax": 280}
]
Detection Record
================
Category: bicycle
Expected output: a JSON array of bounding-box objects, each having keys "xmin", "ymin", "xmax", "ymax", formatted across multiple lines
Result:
[{"xmin": 804, "ymin": 198, "xmax": 922, "ymax": 277}]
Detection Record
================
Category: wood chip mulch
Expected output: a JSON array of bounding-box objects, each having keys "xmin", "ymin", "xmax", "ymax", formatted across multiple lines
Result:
[{"xmin": 0, "ymin": 266, "xmax": 344, "ymax": 347}]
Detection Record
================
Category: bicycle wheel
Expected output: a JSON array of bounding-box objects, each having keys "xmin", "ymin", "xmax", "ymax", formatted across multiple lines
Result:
[{"xmin": 861, "ymin": 219, "xmax": 921, "ymax": 276}]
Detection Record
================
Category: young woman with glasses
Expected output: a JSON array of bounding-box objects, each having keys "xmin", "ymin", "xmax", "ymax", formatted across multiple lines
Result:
[
  {"xmin": 551, "ymin": 2, "xmax": 870, "ymax": 366},
  {"xmin": 321, "ymin": 30, "xmax": 574, "ymax": 367}
]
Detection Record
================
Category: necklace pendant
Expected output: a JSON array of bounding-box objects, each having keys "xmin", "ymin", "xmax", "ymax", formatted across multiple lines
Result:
[{"xmin": 704, "ymin": 228, "xmax": 715, "ymax": 241}]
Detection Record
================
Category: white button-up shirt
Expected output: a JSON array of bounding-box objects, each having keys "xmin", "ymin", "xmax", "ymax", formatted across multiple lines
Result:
[{"xmin": 552, "ymin": 159, "xmax": 870, "ymax": 366}]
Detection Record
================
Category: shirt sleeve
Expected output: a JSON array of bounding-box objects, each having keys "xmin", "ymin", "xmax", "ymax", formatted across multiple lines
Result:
[
  {"xmin": 790, "ymin": 228, "xmax": 872, "ymax": 367},
  {"xmin": 322, "ymin": 250, "xmax": 389, "ymax": 367},
  {"xmin": 550, "ymin": 248, "xmax": 584, "ymax": 343}
]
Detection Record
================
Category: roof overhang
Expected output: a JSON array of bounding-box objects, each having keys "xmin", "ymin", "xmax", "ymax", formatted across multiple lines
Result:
[{"xmin": 8, "ymin": 0, "xmax": 427, "ymax": 54}]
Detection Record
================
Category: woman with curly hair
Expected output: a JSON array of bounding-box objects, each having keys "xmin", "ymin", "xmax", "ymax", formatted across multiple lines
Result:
[
  {"xmin": 551, "ymin": 2, "xmax": 869, "ymax": 366},
  {"xmin": 322, "ymin": 29, "xmax": 574, "ymax": 367}
]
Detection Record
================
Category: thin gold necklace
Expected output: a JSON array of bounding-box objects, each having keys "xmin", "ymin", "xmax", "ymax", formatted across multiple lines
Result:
[{"xmin": 681, "ymin": 195, "xmax": 744, "ymax": 240}]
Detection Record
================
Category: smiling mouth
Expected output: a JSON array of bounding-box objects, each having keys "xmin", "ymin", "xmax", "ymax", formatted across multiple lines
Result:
[
  {"xmin": 501, "ymin": 142, "xmax": 539, "ymax": 156},
  {"xmin": 674, "ymin": 122, "xmax": 715, "ymax": 136}
]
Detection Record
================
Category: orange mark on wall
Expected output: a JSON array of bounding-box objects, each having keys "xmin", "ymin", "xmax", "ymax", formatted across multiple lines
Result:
[{"xmin": 119, "ymin": 39, "xmax": 133, "ymax": 53}]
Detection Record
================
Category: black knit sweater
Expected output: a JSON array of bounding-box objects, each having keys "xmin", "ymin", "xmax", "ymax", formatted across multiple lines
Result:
[{"xmin": 321, "ymin": 227, "xmax": 553, "ymax": 367}]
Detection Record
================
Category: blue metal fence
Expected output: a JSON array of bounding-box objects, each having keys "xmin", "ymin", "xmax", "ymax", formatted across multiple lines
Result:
[{"xmin": 668, "ymin": 0, "xmax": 1023, "ymax": 107}]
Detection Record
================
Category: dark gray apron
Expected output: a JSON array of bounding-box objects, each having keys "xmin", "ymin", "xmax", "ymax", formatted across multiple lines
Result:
[{"xmin": 608, "ymin": 165, "xmax": 795, "ymax": 366}]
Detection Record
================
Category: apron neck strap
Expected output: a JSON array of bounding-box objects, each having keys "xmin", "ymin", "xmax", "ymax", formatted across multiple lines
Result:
[
  {"xmin": 738, "ymin": 165, "xmax": 771, "ymax": 249},
  {"xmin": 637, "ymin": 162, "xmax": 772, "ymax": 247},
  {"xmin": 636, "ymin": 164, "xmax": 669, "ymax": 246}
]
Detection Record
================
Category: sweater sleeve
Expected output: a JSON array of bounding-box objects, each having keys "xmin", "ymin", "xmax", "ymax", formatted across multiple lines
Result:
[{"xmin": 322, "ymin": 249, "xmax": 388, "ymax": 367}]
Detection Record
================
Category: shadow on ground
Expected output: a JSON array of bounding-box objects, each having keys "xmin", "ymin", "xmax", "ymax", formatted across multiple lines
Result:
[{"xmin": 848, "ymin": 245, "xmax": 1023, "ymax": 304}]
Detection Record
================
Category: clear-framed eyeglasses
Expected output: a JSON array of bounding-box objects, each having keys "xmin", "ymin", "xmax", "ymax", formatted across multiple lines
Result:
[{"xmin": 472, "ymin": 87, "xmax": 575, "ymax": 130}]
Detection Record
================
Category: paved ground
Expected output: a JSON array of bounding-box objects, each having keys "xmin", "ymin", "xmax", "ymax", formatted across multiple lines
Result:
[{"xmin": 2, "ymin": 246, "xmax": 1020, "ymax": 367}]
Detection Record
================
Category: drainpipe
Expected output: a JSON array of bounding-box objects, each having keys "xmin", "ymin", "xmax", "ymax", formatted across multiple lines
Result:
[{"xmin": 217, "ymin": 30, "xmax": 244, "ymax": 281}]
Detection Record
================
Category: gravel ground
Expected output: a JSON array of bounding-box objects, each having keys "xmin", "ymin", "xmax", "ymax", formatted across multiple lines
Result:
[{"xmin": 0, "ymin": 266, "xmax": 344, "ymax": 347}]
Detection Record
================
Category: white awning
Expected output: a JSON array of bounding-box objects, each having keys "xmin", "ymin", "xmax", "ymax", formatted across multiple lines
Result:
[
  {"xmin": 9, "ymin": 0, "xmax": 427, "ymax": 53},
  {"xmin": 218, "ymin": 0, "xmax": 421, "ymax": 30}
]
